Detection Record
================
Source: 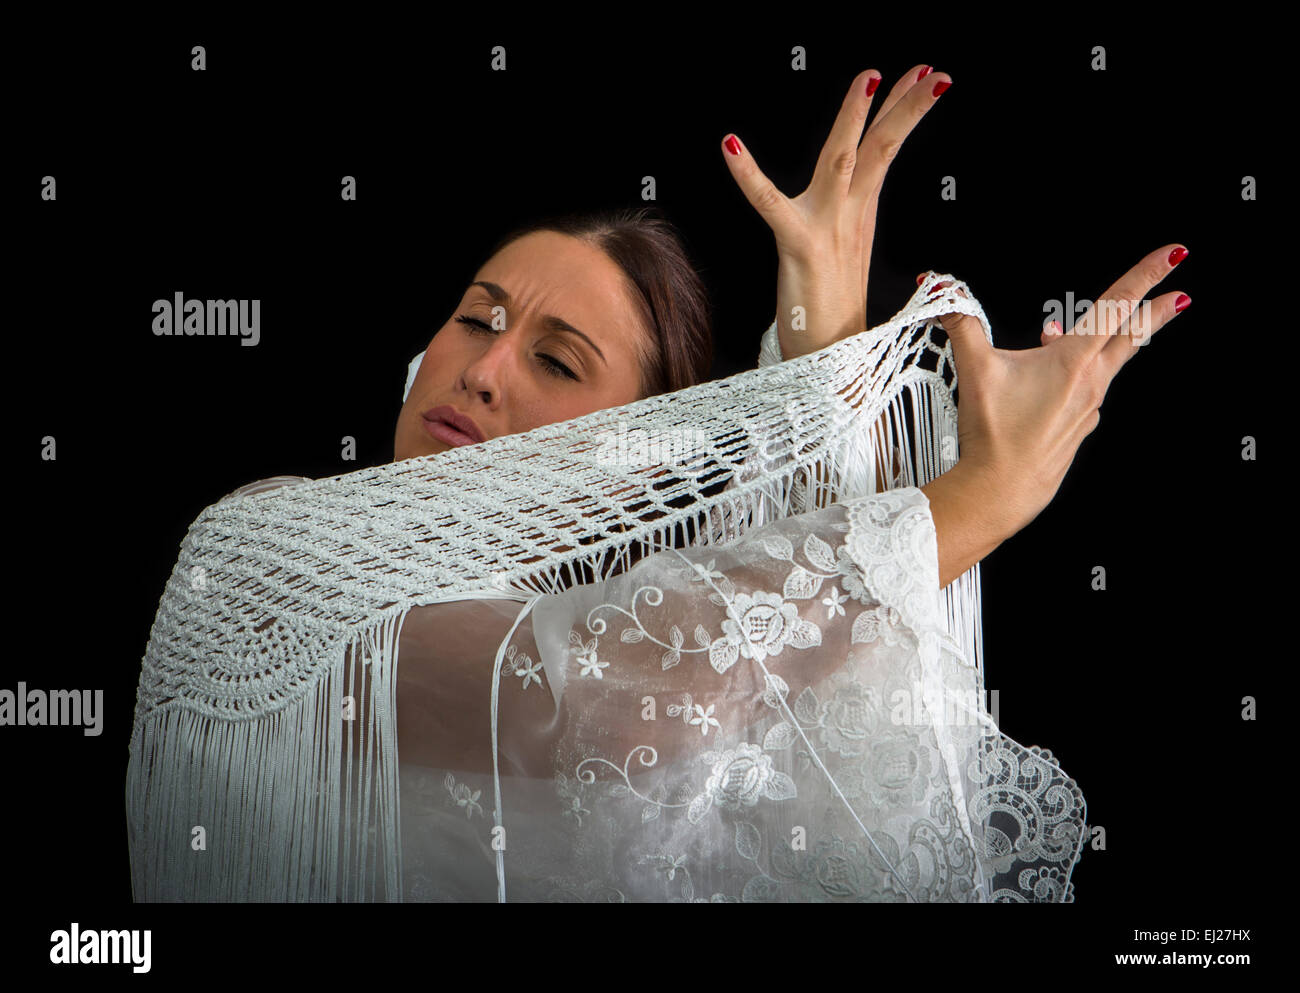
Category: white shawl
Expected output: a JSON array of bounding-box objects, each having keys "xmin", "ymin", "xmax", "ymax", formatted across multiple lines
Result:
[{"xmin": 125, "ymin": 274, "xmax": 1087, "ymax": 902}]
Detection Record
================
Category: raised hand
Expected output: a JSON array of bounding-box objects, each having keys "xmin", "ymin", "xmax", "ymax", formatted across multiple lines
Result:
[
  {"xmin": 722, "ymin": 64, "xmax": 953, "ymax": 361},
  {"xmin": 926, "ymin": 245, "xmax": 1192, "ymax": 545}
]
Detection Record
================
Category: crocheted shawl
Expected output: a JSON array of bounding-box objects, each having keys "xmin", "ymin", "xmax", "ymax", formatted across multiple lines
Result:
[{"xmin": 125, "ymin": 274, "xmax": 1086, "ymax": 902}]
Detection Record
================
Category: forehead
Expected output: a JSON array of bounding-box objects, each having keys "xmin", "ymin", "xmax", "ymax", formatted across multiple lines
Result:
[{"xmin": 478, "ymin": 231, "xmax": 649, "ymax": 355}]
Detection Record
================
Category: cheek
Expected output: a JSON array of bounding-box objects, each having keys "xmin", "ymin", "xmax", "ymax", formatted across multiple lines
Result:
[
  {"xmin": 412, "ymin": 333, "xmax": 454, "ymax": 391},
  {"xmin": 538, "ymin": 395, "xmax": 608, "ymax": 432}
]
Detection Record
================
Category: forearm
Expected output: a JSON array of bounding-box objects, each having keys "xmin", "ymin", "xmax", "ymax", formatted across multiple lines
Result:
[
  {"xmin": 759, "ymin": 323, "xmax": 1012, "ymax": 587},
  {"xmin": 920, "ymin": 462, "xmax": 1012, "ymax": 589}
]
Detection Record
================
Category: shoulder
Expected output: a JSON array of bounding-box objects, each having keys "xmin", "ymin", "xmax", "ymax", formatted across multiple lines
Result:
[{"xmin": 217, "ymin": 475, "xmax": 314, "ymax": 504}]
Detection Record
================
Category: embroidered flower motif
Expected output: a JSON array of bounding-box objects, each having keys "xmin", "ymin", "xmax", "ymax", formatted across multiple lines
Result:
[
  {"xmin": 852, "ymin": 729, "xmax": 932, "ymax": 808},
  {"xmin": 835, "ymin": 545, "xmax": 874, "ymax": 605},
  {"xmin": 514, "ymin": 654, "xmax": 544, "ymax": 689},
  {"xmin": 721, "ymin": 591, "xmax": 801, "ymax": 663},
  {"xmin": 576, "ymin": 643, "xmax": 607, "ymax": 679},
  {"xmin": 444, "ymin": 774, "xmax": 483, "ymax": 820},
  {"xmin": 688, "ymin": 703, "xmax": 721, "ymax": 737},
  {"xmin": 638, "ymin": 853, "xmax": 688, "ymax": 881},
  {"xmin": 809, "ymin": 836, "xmax": 888, "ymax": 900},
  {"xmin": 819, "ymin": 682, "xmax": 884, "ymax": 758},
  {"xmin": 561, "ymin": 794, "xmax": 590, "ymax": 827},
  {"xmin": 821, "ymin": 585, "xmax": 848, "ymax": 619},
  {"xmin": 554, "ymin": 772, "xmax": 590, "ymax": 827},
  {"xmin": 689, "ymin": 558, "xmax": 725, "ymax": 583},
  {"xmin": 705, "ymin": 742, "xmax": 789, "ymax": 811}
]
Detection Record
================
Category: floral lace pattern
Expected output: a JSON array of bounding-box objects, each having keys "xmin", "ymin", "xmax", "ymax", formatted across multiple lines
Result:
[{"xmin": 398, "ymin": 487, "xmax": 1086, "ymax": 902}]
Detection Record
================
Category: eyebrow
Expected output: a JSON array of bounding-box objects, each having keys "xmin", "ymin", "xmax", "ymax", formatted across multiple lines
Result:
[{"xmin": 469, "ymin": 280, "xmax": 607, "ymax": 367}]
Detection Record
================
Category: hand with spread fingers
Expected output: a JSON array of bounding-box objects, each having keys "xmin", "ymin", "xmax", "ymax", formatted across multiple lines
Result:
[
  {"xmin": 721, "ymin": 64, "xmax": 952, "ymax": 361},
  {"xmin": 920, "ymin": 246, "xmax": 1192, "ymax": 545}
]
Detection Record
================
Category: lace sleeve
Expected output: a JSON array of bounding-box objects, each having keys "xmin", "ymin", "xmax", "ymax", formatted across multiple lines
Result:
[{"xmin": 393, "ymin": 486, "xmax": 1086, "ymax": 902}]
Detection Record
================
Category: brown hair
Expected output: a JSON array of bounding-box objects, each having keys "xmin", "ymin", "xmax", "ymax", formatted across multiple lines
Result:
[{"xmin": 481, "ymin": 205, "xmax": 714, "ymax": 399}]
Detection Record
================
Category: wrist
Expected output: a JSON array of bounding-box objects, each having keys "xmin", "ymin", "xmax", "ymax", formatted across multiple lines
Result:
[
  {"xmin": 775, "ymin": 256, "xmax": 866, "ymax": 355},
  {"xmin": 944, "ymin": 459, "xmax": 1020, "ymax": 546},
  {"xmin": 919, "ymin": 459, "xmax": 1015, "ymax": 589}
]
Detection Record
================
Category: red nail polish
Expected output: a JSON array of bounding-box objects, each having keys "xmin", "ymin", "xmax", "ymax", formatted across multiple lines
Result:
[
  {"xmin": 724, "ymin": 135, "xmax": 741, "ymax": 156},
  {"xmin": 932, "ymin": 80, "xmax": 951, "ymax": 98},
  {"xmin": 1169, "ymin": 246, "xmax": 1189, "ymax": 266},
  {"xmin": 1174, "ymin": 294, "xmax": 1191, "ymax": 313},
  {"xmin": 918, "ymin": 66, "xmax": 933, "ymax": 81},
  {"xmin": 866, "ymin": 75, "xmax": 880, "ymax": 96}
]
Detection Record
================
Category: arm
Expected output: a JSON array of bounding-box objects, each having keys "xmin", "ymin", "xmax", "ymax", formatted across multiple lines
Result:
[
  {"xmin": 725, "ymin": 63, "xmax": 950, "ymax": 361},
  {"xmin": 920, "ymin": 462, "xmax": 1009, "ymax": 590},
  {"xmin": 757, "ymin": 305, "xmax": 1012, "ymax": 591},
  {"xmin": 761, "ymin": 236, "xmax": 1194, "ymax": 593}
]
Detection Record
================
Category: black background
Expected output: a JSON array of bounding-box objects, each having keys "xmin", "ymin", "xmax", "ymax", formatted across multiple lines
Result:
[{"xmin": 11, "ymin": 14, "xmax": 1275, "ymax": 979}]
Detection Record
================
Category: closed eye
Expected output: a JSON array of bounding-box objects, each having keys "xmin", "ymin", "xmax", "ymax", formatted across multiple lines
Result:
[{"xmin": 455, "ymin": 314, "xmax": 578, "ymax": 381}]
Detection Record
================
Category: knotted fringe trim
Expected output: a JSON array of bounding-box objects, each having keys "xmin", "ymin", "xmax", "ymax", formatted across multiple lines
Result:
[{"xmin": 127, "ymin": 610, "xmax": 406, "ymax": 901}]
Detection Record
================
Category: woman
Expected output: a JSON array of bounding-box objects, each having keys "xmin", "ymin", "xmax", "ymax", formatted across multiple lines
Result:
[
  {"xmin": 129, "ymin": 65, "xmax": 1190, "ymax": 902},
  {"xmin": 229, "ymin": 58, "xmax": 1192, "ymax": 605}
]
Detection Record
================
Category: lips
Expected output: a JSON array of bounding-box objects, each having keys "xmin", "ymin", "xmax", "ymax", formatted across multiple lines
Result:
[{"xmin": 421, "ymin": 405, "xmax": 486, "ymax": 446}]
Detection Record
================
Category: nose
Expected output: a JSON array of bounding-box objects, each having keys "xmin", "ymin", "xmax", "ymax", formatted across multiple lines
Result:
[
  {"xmin": 460, "ymin": 364, "xmax": 495, "ymax": 409},
  {"xmin": 460, "ymin": 332, "xmax": 514, "ymax": 410}
]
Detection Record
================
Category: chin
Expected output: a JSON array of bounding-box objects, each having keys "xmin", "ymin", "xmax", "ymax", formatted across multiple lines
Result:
[{"xmin": 394, "ymin": 421, "xmax": 438, "ymax": 463}]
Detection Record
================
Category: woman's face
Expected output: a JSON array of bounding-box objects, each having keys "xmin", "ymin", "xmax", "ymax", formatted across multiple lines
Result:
[{"xmin": 393, "ymin": 230, "xmax": 651, "ymax": 462}]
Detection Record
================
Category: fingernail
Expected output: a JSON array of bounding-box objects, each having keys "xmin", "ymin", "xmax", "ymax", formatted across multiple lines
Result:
[
  {"xmin": 918, "ymin": 66, "xmax": 933, "ymax": 81},
  {"xmin": 724, "ymin": 135, "xmax": 741, "ymax": 156},
  {"xmin": 932, "ymin": 79, "xmax": 951, "ymax": 98},
  {"xmin": 866, "ymin": 75, "xmax": 880, "ymax": 97},
  {"xmin": 1169, "ymin": 246, "xmax": 1189, "ymax": 266},
  {"xmin": 1174, "ymin": 294, "xmax": 1191, "ymax": 313}
]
